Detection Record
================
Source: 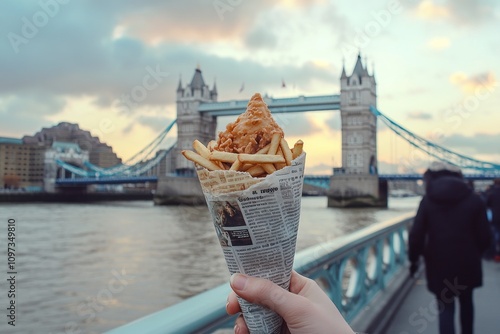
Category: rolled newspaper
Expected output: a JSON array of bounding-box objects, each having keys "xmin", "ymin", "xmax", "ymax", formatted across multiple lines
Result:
[
  {"xmin": 197, "ymin": 154, "xmax": 305, "ymax": 333},
  {"xmin": 182, "ymin": 93, "xmax": 306, "ymax": 333}
]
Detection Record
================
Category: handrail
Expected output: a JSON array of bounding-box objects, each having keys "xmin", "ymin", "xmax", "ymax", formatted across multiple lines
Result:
[{"xmin": 105, "ymin": 212, "xmax": 415, "ymax": 334}]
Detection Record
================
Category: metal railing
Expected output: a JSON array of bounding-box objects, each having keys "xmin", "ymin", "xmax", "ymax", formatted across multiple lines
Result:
[{"xmin": 106, "ymin": 212, "xmax": 414, "ymax": 334}]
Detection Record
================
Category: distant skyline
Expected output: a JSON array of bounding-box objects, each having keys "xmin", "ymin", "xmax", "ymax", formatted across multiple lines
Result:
[{"xmin": 1, "ymin": 0, "xmax": 499, "ymax": 174}]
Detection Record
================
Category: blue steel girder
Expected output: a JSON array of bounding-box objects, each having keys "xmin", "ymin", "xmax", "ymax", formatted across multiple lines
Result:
[
  {"xmin": 199, "ymin": 95, "xmax": 340, "ymax": 116},
  {"xmin": 55, "ymin": 176, "xmax": 158, "ymax": 186}
]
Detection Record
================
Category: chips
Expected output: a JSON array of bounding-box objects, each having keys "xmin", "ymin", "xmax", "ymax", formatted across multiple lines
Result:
[{"xmin": 181, "ymin": 136, "xmax": 303, "ymax": 178}]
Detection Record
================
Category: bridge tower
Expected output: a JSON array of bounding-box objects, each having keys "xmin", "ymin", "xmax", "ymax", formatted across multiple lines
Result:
[
  {"xmin": 328, "ymin": 54, "xmax": 387, "ymax": 207},
  {"xmin": 174, "ymin": 66, "xmax": 218, "ymax": 175}
]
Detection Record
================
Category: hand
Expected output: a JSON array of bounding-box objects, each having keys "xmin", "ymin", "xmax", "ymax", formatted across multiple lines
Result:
[
  {"xmin": 409, "ymin": 262, "xmax": 418, "ymax": 278},
  {"xmin": 226, "ymin": 270, "xmax": 355, "ymax": 334}
]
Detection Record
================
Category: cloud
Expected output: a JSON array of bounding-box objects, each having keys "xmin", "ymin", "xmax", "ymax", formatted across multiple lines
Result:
[
  {"xmin": 414, "ymin": 0, "xmax": 450, "ymax": 20},
  {"xmin": 279, "ymin": 0, "xmax": 328, "ymax": 8},
  {"xmin": 245, "ymin": 26, "xmax": 278, "ymax": 49},
  {"xmin": 449, "ymin": 72, "xmax": 497, "ymax": 94},
  {"xmin": 305, "ymin": 162, "xmax": 332, "ymax": 174},
  {"xmin": 111, "ymin": 0, "xmax": 271, "ymax": 45},
  {"xmin": 324, "ymin": 115, "xmax": 341, "ymax": 131},
  {"xmin": 136, "ymin": 115, "xmax": 175, "ymax": 133},
  {"xmin": 427, "ymin": 37, "xmax": 451, "ymax": 50},
  {"xmin": 413, "ymin": 0, "xmax": 498, "ymax": 25},
  {"xmin": 441, "ymin": 133, "xmax": 500, "ymax": 155},
  {"xmin": 407, "ymin": 111, "xmax": 433, "ymax": 120},
  {"xmin": 275, "ymin": 114, "xmax": 322, "ymax": 137},
  {"xmin": 0, "ymin": 94, "xmax": 66, "ymax": 135}
]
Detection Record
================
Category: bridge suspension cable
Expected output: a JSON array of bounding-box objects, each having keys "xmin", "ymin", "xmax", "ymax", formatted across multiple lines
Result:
[{"xmin": 370, "ymin": 106, "xmax": 500, "ymax": 173}]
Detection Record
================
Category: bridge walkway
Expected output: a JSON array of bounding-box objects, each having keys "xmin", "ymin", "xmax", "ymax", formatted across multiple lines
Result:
[{"xmin": 385, "ymin": 260, "xmax": 500, "ymax": 333}]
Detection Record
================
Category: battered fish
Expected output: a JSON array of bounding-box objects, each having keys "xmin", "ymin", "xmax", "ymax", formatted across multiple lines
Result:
[{"xmin": 216, "ymin": 93, "xmax": 284, "ymax": 154}]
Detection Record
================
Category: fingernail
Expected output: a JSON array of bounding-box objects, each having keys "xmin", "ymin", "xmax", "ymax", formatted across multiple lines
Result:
[
  {"xmin": 234, "ymin": 324, "xmax": 240, "ymax": 334},
  {"xmin": 231, "ymin": 273, "xmax": 247, "ymax": 290}
]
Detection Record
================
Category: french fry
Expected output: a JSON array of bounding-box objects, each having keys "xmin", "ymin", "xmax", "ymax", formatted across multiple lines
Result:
[
  {"xmin": 262, "ymin": 163, "xmax": 277, "ymax": 174},
  {"xmin": 256, "ymin": 144, "xmax": 271, "ymax": 154},
  {"xmin": 268, "ymin": 133, "xmax": 281, "ymax": 155},
  {"xmin": 210, "ymin": 151, "xmax": 238, "ymax": 163},
  {"xmin": 193, "ymin": 140, "xmax": 211, "ymax": 159},
  {"xmin": 187, "ymin": 130, "xmax": 303, "ymax": 177},
  {"xmin": 207, "ymin": 140, "xmax": 217, "ymax": 151},
  {"xmin": 280, "ymin": 138, "xmax": 293, "ymax": 166},
  {"xmin": 182, "ymin": 150, "xmax": 222, "ymax": 171},
  {"xmin": 230, "ymin": 159, "xmax": 243, "ymax": 171},
  {"xmin": 292, "ymin": 140, "xmax": 303, "ymax": 159},
  {"xmin": 274, "ymin": 148, "xmax": 287, "ymax": 170},
  {"xmin": 246, "ymin": 165, "xmax": 266, "ymax": 177},
  {"xmin": 238, "ymin": 153, "xmax": 285, "ymax": 164},
  {"xmin": 215, "ymin": 160, "xmax": 226, "ymax": 169}
]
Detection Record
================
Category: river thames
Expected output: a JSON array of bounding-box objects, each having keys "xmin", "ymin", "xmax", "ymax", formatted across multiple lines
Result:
[{"xmin": 0, "ymin": 196, "xmax": 420, "ymax": 334}]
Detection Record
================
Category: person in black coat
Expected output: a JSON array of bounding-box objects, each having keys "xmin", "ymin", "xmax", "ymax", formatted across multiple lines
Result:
[
  {"xmin": 409, "ymin": 162, "xmax": 492, "ymax": 334},
  {"xmin": 486, "ymin": 179, "xmax": 500, "ymax": 260}
]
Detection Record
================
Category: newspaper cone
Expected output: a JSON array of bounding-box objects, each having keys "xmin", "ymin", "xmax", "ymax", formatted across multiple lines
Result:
[{"xmin": 197, "ymin": 153, "xmax": 305, "ymax": 334}]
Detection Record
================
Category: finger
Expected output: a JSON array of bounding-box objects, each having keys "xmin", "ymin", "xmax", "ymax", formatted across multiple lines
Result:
[
  {"xmin": 234, "ymin": 314, "xmax": 249, "ymax": 334},
  {"xmin": 288, "ymin": 270, "xmax": 310, "ymax": 295},
  {"xmin": 229, "ymin": 273, "xmax": 305, "ymax": 316},
  {"xmin": 226, "ymin": 291, "xmax": 241, "ymax": 315}
]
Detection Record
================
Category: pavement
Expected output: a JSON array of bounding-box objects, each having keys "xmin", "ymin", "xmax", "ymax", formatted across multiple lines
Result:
[{"xmin": 385, "ymin": 260, "xmax": 500, "ymax": 334}]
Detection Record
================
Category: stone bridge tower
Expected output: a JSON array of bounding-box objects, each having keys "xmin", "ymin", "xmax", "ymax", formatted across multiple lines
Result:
[
  {"xmin": 174, "ymin": 66, "xmax": 218, "ymax": 175},
  {"xmin": 340, "ymin": 54, "xmax": 378, "ymax": 174},
  {"xmin": 328, "ymin": 54, "xmax": 387, "ymax": 207}
]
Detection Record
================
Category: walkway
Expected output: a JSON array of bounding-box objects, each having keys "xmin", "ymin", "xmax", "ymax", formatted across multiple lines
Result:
[{"xmin": 385, "ymin": 260, "xmax": 500, "ymax": 333}]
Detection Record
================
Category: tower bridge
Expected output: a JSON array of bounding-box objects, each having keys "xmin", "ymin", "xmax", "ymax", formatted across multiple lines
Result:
[{"xmin": 53, "ymin": 55, "xmax": 500, "ymax": 205}]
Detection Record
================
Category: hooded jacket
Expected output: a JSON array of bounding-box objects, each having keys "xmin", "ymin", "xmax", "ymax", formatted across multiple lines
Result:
[
  {"xmin": 409, "ymin": 176, "xmax": 491, "ymax": 295},
  {"xmin": 487, "ymin": 184, "xmax": 500, "ymax": 228}
]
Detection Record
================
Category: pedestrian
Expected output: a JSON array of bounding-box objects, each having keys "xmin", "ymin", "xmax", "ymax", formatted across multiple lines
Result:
[
  {"xmin": 486, "ymin": 178, "xmax": 500, "ymax": 262},
  {"xmin": 409, "ymin": 162, "xmax": 492, "ymax": 334}
]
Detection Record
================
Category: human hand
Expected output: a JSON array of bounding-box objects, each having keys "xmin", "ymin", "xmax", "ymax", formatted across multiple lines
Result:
[
  {"xmin": 409, "ymin": 262, "xmax": 418, "ymax": 278},
  {"xmin": 226, "ymin": 270, "xmax": 355, "ymax": 334}
]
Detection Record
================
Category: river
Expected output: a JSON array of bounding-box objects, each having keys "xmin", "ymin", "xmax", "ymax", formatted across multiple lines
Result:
[{"xmin": 0, "ymin": 196, "xmax": 420, "ymax": 334}]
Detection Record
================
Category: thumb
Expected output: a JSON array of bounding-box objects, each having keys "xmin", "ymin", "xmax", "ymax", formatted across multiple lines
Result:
[{"xmin": 230, "ymin": 273, "xmax": 303, "ymax": 317}]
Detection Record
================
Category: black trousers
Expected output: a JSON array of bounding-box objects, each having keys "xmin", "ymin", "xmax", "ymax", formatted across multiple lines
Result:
[{"xmin": 436, "ymin": 288, "xmax": 474, "ymax": 334}]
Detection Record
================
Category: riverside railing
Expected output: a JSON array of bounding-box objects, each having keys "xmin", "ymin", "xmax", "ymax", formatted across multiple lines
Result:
[{"xmin": 106, "ymin": 212, "xmax": 414, "ymax": 334}]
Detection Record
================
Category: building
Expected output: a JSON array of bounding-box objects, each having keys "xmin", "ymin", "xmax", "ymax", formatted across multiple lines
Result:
[
  {"xmin": 173, "ymin": 66, "xmax": 218, "ymax": 175},
  {"xmin": 328, "ymin": 54, "xmax": 387, "ymax": 207},
  {"xmin": 0, "ymin": 137, "xmax": 45, "ymax": 190},
  {"xmin": 1, "ymin": 122, "xmax": 121, "ymax": 191},
  {"xmin": 23, "ymin": 122, "xmax": 122, "ymax": 167},
  {"xmin": 339, "ymin": 54, "xmax": 378, "ymax": 175}
]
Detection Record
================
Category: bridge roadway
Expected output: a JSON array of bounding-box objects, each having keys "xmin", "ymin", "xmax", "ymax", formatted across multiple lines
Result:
[{"xmin": 385, "ymin": 260, "xmax": 500, "ymax": 333}]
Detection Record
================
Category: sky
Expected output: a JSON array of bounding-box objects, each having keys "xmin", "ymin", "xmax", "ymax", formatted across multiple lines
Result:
[{"xmin": 0, "ymin": 0, "xmax": 499, "ymax": 174}]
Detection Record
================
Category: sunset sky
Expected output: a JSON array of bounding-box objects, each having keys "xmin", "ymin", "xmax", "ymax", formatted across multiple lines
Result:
[{"xmin": 1, "ymin": 0, "xmax": 499, "ymax": 174}]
